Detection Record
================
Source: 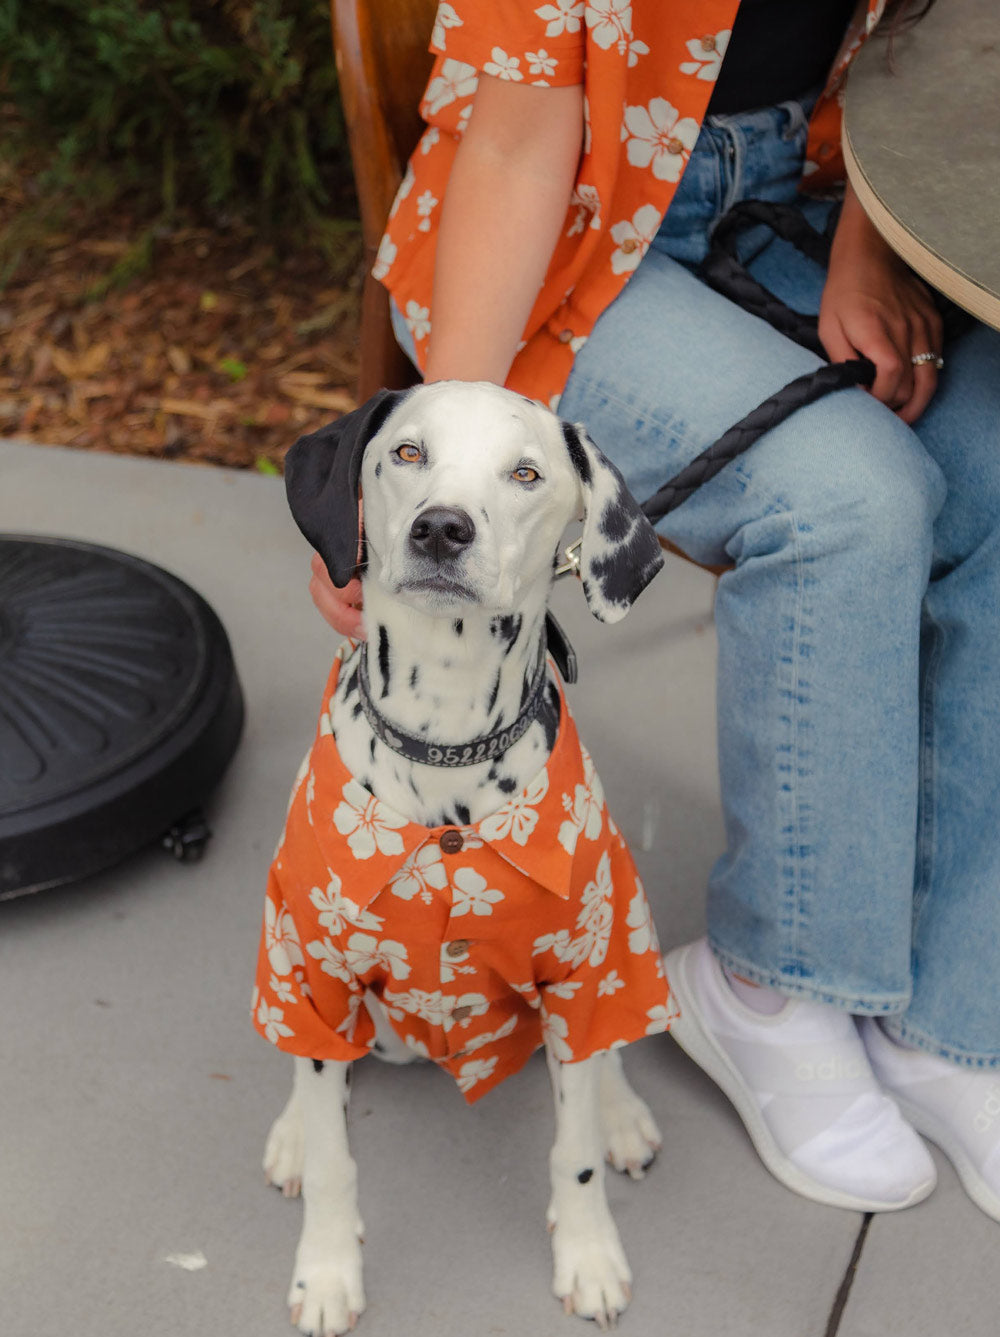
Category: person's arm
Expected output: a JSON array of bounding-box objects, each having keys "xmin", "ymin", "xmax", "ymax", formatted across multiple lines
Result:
[
  {"xmin": 313, "ymin": 75, "xmax": 584, "ymax": 635},
  {"xmin": 819, "ymin": 180, "xmax": 943, "ymax": 425},
  {"xmin": 424, "ymin": 74, "xmax": 584, "ymax": 383}
]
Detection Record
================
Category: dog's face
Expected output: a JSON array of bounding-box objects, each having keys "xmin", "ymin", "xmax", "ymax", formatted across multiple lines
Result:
[
  {"xmin": 360, "ymin": 382, "xmax": 589, "ymax": 615},
  {"xmin": 285, "ymin": 381, "xmax": 664, "ymax": 624}
]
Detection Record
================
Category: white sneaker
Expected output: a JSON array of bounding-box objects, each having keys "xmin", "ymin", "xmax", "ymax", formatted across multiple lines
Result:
[
  {"xmin": 861, "ymin": 1017, "xmax": 1000, "ymax": 1225},
  {"xmin": 664, "ymin": 939, "xmax": 937, "ymax": 1212}
]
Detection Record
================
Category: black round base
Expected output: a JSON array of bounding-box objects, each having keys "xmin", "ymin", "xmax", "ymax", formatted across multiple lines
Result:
[{"xmin": 0, "ymin": 535, "xmax": 244, "ymax": 898}]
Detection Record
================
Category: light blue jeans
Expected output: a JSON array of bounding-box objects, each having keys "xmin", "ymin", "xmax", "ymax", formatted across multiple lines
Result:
[
  {"xmin": 390, "ymin": 98, "xmax": 1000, "ymax": 1068},
  {"xmin": 558, "ymin": 98, "xmax": 1000, "ymax": 1069}
]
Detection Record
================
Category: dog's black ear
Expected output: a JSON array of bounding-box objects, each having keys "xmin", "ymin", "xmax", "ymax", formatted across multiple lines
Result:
[
  {"xmin": 284, "ymin": 388, "xmax": 410, "ymax": 586},
  {"xmin": 561, "ymin": 420, "xmax": 664, "ymax": 623}
]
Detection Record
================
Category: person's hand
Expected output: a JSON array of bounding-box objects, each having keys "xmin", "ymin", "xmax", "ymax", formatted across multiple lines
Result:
[
  {"xmin": 309, "ymin": 551, "xmax": 365, "ymax": 639},
  {"xmin": 819, "ymin": 186, "xmax": 943, "ymax": 426}
]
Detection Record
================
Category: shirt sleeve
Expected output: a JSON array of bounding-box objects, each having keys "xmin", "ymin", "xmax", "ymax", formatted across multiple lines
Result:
[
  {"xmin": 536, "ymin": 835, "xmax": 677, "ymax": 1063},
  {"xmin": 252, "ymin": 871, "xmax": 374, "ymax": 1063},
  {"xmin": 430, "ymin": 0, "xmax": 585, "ymax": 87}
]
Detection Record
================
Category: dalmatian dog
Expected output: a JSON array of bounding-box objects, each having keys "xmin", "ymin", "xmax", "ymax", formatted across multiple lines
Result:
[{"xmin": 260, "ymin": 381, "xmax": 667, "ymax": 1334}]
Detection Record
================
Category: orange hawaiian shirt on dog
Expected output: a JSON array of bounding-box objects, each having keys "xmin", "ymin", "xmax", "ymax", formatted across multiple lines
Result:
[
  {"xmin": 378, "ymin": 0, "xmax": 888, "ymax": 406},
  {"xmin": 253, "ymin": 648, "xmax": 676, "ymax": 1102}
]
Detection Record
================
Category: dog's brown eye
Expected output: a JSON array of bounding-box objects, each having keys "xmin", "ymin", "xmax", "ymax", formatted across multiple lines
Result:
[
  {"xmin": 512, "ymin": 466, "xmax": 539, "ymax": 483},
  {"xmin": 395, "ymin": 444, "xmax": 422, "ymax": 464}
]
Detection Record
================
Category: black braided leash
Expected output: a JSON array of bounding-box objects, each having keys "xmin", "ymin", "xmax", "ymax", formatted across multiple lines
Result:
[{"xmin": 638, "ymin": 199, "xmax": 876, "ymax": 528}]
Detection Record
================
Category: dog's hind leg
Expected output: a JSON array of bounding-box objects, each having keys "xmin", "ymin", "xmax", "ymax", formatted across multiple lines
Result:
[
  {"xmin": 599, "ymin": 1050, "xmax": 662, "ymax": 1180},
  {"xmin": 545, "ymin": 1049, "xmax": 632, "ymax": 1328},
  {"xmin": 287, "ymin": 1057, "xmax": 366, "ymax": 1336}
]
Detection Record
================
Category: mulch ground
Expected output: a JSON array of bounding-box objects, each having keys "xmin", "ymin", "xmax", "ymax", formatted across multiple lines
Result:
[{"xmin": 0, "ymin": 185, "xmax": 362, "ymax": 473}]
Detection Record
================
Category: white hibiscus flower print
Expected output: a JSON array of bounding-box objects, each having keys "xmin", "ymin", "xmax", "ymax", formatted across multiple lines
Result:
[
  {"xmin": 336, "ymin": 991, "xmax": 364, "ymax": 1038},
  {"xmin": 623, "ymin": 99, "xmax": 699, "ymax": 181},
  {"xmin": 568, "ymin": 849, "xmax": 615, "ymax": 966},
  {"xmin": 557, "ymin": 746, "xmax": 606, "ymax": 851},
  {"xmin": 390, "ymin": 843, "xmax": 448, "ymax": 901},
  {"xmin": 419, "ymin": 126, "xmax": 440, "ymax": 154},
  {"xmin": 306, "ymin": 936, "xmax": 353, "ymax": 983},
  {"xmin": 447, "ymin": 992, "xmax": 489, "ymax": 1028},
  {"xmin": 463, "ymin": 1013, "xmax": 518, "ymax": 1052},
  {"xmin": 371, "ymin": 234, "xmax": 397, "ymax": 282},
  {"xmin": 415, "ymin": 188, "xmax": 438, "ymax": 232},
  {"xmin": 264, "ymin": 896, "xmax": 305, "ymax": 976},
  {"xmin": 384, "ymin": 986, "xmax": 453, "ymax": 1026},
  {"xmin": 269, "ymin": 973, "xmax": 297, "ymax": 1005},
  {"xmin": 439, "ymin": 940, "xmax": 476, "ymax": 983},
  {"xmin": 344, "ymin": 932, "xmax": 411, "ymax": 981},
  {"xmin": 423, "ymin": 58, "xmax": 478, "ymax": 115},
  {"xmin": 478, "ymin": 769, "xmax": 549, "ymax": 845},
  {"xmin": 451, "ymin": 866, "xmax": 504, "ymax": 916},
  {"xmin": 535, "ymin": 0, "xmax": 584, "ymax": 38},
  {"xmin": 526, "ymin": 48, "xmax": 557, "ymax": 79},
  {"xmin": 484, "ymin": 48, "xmax": 523, "ymax": 81},
  {"xmin": 257, "ymin": 999, "xmax": 294, "ymax": 1043},
  {"xmin": 597, "ymin": 969, "xmax": 625, "ymax": 997},
  {"xmin": 404, "ymin": 300, "xmax": 431, "ymax": 342},
  {"xmin": 511, "ymin": 980, "xmax": 542, "ymax": 1008},
  {"xmin": 545, "ymin": 979, "xmax": 583, "ymax": 1000},
  {"xmin": 645, "ymin": 1003, "xmax": 674, "ymax": 1035},
  {"xmin": 679, "ymin": 30, "xmax": 731, "ymax": 81},
  {"xmin": 457, "ymin": 1055, "xmax": 500, "ymax": 1093},
  {"xmin": 533, "ymin": 927, "xmax": 571, "ymax": 959},
  {"xmin": 626, "ymin": 36, "xmax": 649, "ymax": 67},
  {"xmin": 431, "ymin": 2, "xmax": 462, "ymax": 49},
  {"xmin": 309, "ymin": 878, "xmax": 384, "ymax": 934},
  {"xmin": 609, "ymin": 202, "xmax": 661, "ymax": 275},
  {"xmin": 333, "ymin": 779, "xmax": 408, "ymax": 860},
  {"xmin": 540, "ymin": 1005, "xmax": 573, "ymax": 1061},
  {"xmin": 567, "ymin": 182, "xmax": 602, "ymax": 236},
  {"xmin": 586, "ymin": 0, "xmax": 633, "ymax": 54},
  {"xmin": 626, "ymin": 883, "xmax": 658, "ymax": 954}
]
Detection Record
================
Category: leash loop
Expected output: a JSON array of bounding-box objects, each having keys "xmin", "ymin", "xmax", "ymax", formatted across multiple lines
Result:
[{"xmin": 636, "ymin": 198, "xmax": 877, "ymax": 527}]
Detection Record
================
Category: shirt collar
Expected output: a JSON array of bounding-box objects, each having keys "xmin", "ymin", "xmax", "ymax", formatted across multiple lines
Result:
[{"xmin": 307, "ymin": 656, "xmax": 585, "ymax": 908}]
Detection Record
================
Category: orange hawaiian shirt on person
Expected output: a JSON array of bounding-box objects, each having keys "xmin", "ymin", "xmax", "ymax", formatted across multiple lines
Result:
[
  {"xmin": 378, "ymin": 0, "xmax": 888, "ymax": 406},
  {"xmin": 253, "ymin": 646, "xmax": 676, "ymax": 1102}
]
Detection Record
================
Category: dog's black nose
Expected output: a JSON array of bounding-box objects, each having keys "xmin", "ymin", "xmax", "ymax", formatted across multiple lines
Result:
[{"xmin": 409, "ymin": 506, "xmax": 476, "ymax": 561}]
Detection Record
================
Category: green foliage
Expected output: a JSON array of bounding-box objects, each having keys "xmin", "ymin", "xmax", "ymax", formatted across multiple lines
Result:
[{"xmin": 0, "ymin": 0, "xmax": 356, "ymax": 232}]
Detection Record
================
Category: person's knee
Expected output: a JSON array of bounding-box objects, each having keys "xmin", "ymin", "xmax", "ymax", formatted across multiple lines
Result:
[{"xmin": 726, "ymin": 392, "xmax": 945, "ymax": 582}]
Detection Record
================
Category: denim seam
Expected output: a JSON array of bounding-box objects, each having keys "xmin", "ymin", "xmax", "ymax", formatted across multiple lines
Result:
[
  {"xmin": 913, "ymin": 608, "xmax": 942, "ymax": 935},
  {"xmin": 708, "ymin": 940, "xmax": 910, "ymax": 1015},
  {"xmin": 882, "ymin": 1015, "xmax": 1000, "ymax": 1069},
  {"xmin": 778, "ymin": 511, "xmax": 812, "ymax": 983}
]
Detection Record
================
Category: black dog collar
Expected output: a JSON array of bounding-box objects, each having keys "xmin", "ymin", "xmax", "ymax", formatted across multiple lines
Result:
[{"xmin": 357, "ymin": 638, "xmax": 550, "ymax": 768}]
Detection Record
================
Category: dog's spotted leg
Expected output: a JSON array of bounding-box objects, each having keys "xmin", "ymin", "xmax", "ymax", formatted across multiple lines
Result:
[
  {"xmin": 545, "ymin": 1049, "xmax": 632, "ymax": 1328},
  {"xmin": 599, "ymin": 1050, "xmax": 662, "ymax": 1180},
  {"xmin": 287, "ymin": 1057, "xmax": 366, "ymax": 1336}
]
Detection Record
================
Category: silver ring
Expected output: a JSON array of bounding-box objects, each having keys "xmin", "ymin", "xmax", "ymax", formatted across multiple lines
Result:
[{"xmin": 911, "ymin": 351, "xmax": 944, "ymax": 370}]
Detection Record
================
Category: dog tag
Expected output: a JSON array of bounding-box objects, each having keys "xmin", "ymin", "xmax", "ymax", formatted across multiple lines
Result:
[{"xmin": 544, "ymin": 612, "xmax": 578, "ymax": 685}]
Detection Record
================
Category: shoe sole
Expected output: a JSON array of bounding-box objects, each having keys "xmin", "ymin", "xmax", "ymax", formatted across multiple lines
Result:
[{"xmin": 663, "ymin": 943, "xmax": 936, "ymax": 1214}]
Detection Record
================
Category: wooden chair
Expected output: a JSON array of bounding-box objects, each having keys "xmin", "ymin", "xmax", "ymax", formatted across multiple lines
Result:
[
  {"xmin": 330, "ymin": 0, "xmax": 437, "ymax": 401},
  {"xmin": 328, "ymin": 0, "xmax": 724, "ymax": 574}
]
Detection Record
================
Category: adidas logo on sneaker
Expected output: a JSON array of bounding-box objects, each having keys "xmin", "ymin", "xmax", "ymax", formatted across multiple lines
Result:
[
  {"xmin": 794, "ymin": 1056, "xmax": 867, "ymax": 1082},
  {"xmin": 972, "ymin": 1082, "xmax": 1000, "ymax": 1133}
]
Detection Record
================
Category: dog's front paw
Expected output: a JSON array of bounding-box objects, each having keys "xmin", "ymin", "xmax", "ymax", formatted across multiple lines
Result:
[
  {"xmin": 263, "ymin": 1096, "xmax": 304, "ymax": 1197},
  {"xmin": 288, "ymin": 1243, "xmax": 366, "ymax": 1337},
  {"xmin": 549, "ymin": 1214, "xmax": 632, "ymax": 1329},
  {"xmin": 601, "ymin": 1081, "xmax": 661, "ymax": 1180}
]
